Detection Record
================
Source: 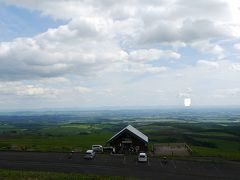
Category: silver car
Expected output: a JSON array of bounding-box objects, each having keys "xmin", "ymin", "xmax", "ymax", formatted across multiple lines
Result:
[
  {"xmin": 84, "ymin": 150, "xmax": 96, "ymax": 160},
  {"xmin": 92, "ymin": 145, "xmax": 103, "ymax": 152},
  {"xmin": 138, "ymin": 152, "xmax": 148, "ymax": 162}
]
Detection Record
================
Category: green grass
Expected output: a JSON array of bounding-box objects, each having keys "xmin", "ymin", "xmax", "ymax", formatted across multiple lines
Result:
[
  {"xmin": 141, "ymin": 123, "xmax": 240, "ymax": 160},
  {"xmin": 62, "ymin": 124, "xmax": 101, "ymax": 130},
  {"xmin": 62, "ymin": 124, "xmax": 91, "ymax": 129},
  {"xmin": 40, "ymin": 127, "xmax": 92, "ymax": 136},
  {"xmin": 200, "ymin": 132, "xmax": 237, "ymax": 137},
  {"xmin": 0, "ymin": 169, "xmax": 133, "ymax": 180},
  {"xmin": 0, "ymin": 133, "xmax": 112, "ymax": 152},
  {"xmin": 0, "ymin": 121, "xmax": 240, "ymax": 160},
  {"xmin": 192, "ymin": 146, "xmax": 240, "ymax": 160},
  {"xmin": 191, "ymin": 137, "xmax": 240, "ymax": 160}
]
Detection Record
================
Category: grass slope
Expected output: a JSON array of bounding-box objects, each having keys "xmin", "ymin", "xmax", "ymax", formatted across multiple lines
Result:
[{"xmin": 0, "ymin": 169, "xmax": 134, "ymax": 180}]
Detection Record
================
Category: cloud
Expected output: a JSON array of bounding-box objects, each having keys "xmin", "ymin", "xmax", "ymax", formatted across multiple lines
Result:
[
  {"xmin": 215, "ymin": 88, "xmax": 240, "ymax": 98},
  {"xmin": 178, "ymin": 87, "xmax": 192, "ymax": 98},
  {"xmin": 128, "ymin": 49, "xmax": 180, "ymax": 62},
  {"xmin": 139, "ymin": 19, "xmax": 230, "ymax": 44},
  {"xmin": 230, "ymin": 63, "xmax": 240, "ymax": 72},
  {"xmin": 191, "ymin": 41, "xmax": 224, "ymax": 56},
  {"xmin": 2, "ymin": 0, "xmax": 239, "ymax": 41},
  {"xmin": 16, "ymin": 85, "xmax": 58, "ymax": 96},
  {"xmin": 112, "ymin": 61, "xmax": 167, "ymax": 74},
  {"xmin": 74, "ymin": 86, "xmax": 94, "ymax": 93},
  {"xmin": 197, "ymin": 60, "xmax": 220, "ymax": 69},
  {"xmin": 0, "ymin": 82, "xmax": 61, "ymax": 97},
  {"xmin": 1, "ymin": 0, "xmax": 240, "ymax": 107},
  {"xmin": 234, "ymin": 43, "xmax": 240, "ymax": 51},
  {"xmin": 0, "ymin": 20, "xmax": 126, "ymax": 80}
]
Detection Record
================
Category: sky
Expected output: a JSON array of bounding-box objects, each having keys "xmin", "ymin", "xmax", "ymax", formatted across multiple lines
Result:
[{"xmin": 0, "ymin": 0, "xmax": 240, "ymax": 110}]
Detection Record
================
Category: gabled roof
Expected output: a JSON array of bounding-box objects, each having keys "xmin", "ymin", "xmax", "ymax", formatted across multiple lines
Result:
[{"xmin": 108, "ymin": 125, "xmax": 148, "ymax": 143}]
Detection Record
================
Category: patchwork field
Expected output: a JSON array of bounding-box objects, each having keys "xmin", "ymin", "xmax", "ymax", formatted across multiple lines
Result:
[{"xmin": 0, "ymin": 109, "xmax": 239, "ymax": 160}]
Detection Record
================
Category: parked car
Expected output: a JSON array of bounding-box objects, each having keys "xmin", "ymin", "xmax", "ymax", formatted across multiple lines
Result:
[
  {"xmin": 92, "ymin": 145, "xmax": 103, "ymax": 152},
  {"xmin": 138, "ymin": 152, "xmax": 148, "ymax": 162},
  {"xmin": 103, "ymin": 146, "xmax": 115, "ymax": 153},
  {"xmin": 84, "ymin": 150, "xmax": 95, "ymax": 159}
]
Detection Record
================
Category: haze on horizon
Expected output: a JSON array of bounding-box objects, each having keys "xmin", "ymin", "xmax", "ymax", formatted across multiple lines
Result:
[{"xmin": 1, "ymin": 0, "xmax": 240, "ymax": 110}]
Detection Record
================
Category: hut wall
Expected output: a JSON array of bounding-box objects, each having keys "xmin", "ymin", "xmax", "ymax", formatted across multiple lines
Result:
[{"xmin": 109, "ymin": 130, "xmax": 148, "ymax": 153}]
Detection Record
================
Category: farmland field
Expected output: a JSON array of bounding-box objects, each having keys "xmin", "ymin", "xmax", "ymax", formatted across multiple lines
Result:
[{"xmin": 0, "ymin": 108, "xmax": 239, "ymax": 160}]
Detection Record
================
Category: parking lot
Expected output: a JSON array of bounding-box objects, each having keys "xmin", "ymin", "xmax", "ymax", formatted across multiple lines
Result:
[{"xmin": 0, "ymin": 152, "xmax": 239, "ymax": 179}]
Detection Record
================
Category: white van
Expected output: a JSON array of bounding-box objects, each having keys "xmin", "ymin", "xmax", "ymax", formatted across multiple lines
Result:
[{"xmin": 92, "ymin": 145, "xmax": 103, "ymax": 152}]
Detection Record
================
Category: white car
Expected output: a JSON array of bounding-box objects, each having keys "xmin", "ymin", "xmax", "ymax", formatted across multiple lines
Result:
[
  {"xmin": 138, "ymin": 152, "xmax": 148, "ymax": 162},
  {"xmin": 84, "ymin": 150, "xmax": 96, "ymax": 159},
  {"xmin": 92, "ymin": 145, "xmax": 103, "ymax": 152}
]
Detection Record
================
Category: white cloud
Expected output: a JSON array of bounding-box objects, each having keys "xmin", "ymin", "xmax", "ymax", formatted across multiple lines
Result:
[
  {"xmin": 191, "ymin": 41, "xmax": 224, "ymax": 56},
  {"xmin": 128, "ymin": 49, "xmax": 180, "ymax": 62},
  {"xmin": 197, "ymin": 60, "xmax": 220, "ymax": 69},
  {"xmin": 2, "ymin": 0, "xmax": 240, "ymax": 42},
  {"xmin": 230, "ymin": 63, "xmax": 240, "ymax": 72},
  {"xmin": 215, "ymin": 88, "xmax": 240, "ymax": 98},
  {"xmin": 0, "ymin": 21, "xmax": 126, "ymax": 80},
  {"xmin": 234, "ymin": 43, "xmax": 240, "ymax": 51},
  {"xmin": 16, "ymin": 85, "xmax": 57, "ymax": 96},
  {"xmin": 119, "ymin": 62, "xmax": 167, "ymax": 74},
  {"xmin": 1, "ymin": 0, "xmax": 240, "ymax": 108},
  {"xmin": 0, "ymin": 82, "xmax": 61, "ymax": 97},
  {"xmin": 178, "ymin": 87, "xmax": 192, "ymax": 98},
  {"xmin": 139, "ymin": 19, "xmax": 231, "ymax": 44},
  {"xmin": 75, "ymin": 86, "xmax": 94, "ymax": 93}
]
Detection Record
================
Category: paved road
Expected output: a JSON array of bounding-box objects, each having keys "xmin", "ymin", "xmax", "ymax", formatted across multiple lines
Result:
[{"xmin": 0, "ymin": 152, "xmax": 239, "ymax": 180}]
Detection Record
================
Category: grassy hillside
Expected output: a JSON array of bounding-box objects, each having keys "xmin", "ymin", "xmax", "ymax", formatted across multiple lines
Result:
[
  {"xmin": 0, "ymin": 169, "xmax": 133, "ymax": 180},
  {"xmin": 0, "ymin": 119, "xmax": 239, "ymax": 160}
]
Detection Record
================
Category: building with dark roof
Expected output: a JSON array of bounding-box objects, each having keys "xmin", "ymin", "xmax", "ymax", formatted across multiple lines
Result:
[{"xmin": 107, "ymin": 125, "xmax": 148, "ymax": 153}]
